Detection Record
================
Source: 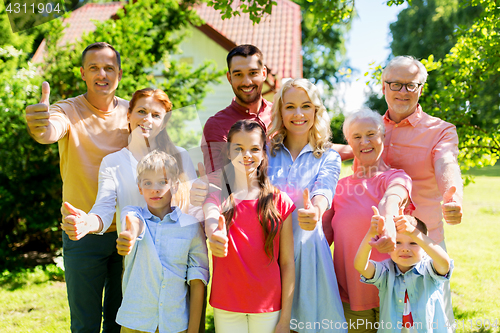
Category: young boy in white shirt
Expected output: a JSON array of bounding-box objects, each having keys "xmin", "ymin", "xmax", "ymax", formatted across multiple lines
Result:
[
  {"xmin": 116, "ymin": 150, "xmax": 209, "ymax": 333},
  {"xmin": 354, "ymin": 207, "xmax": 453, "ymax": 333}
]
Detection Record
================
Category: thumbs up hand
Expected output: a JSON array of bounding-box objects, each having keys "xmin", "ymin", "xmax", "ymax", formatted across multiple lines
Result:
[
  {"xmin": 190, "ymin": 163, "xmax": 209, "ymax": 206},
  {"xmin": 61, "ymin": 202, "xmax": 99, "ymax": 240},
  {"xmin": 208, "ymin": 215, "xmax": 228, "ymax": 257},
  {"xmin": 298, "ymin": 188, "xmax": 320, "ymax": 231},
  {"xmin": 368, "ymin": 205, "xmax": 396, "ymax": 252},
  {"xmin": 25, "ymin": 82, "xmax": 51, "ymax": 137},
  {"xmin": 394, "ymin": 207, "xmax": 416, "ymax": 235},
  {"xmin": 116, "ymin": 215, "xmax": 139, "ymax": 256},
  {"xmin": 442, "ymin": 186, "xmax": 462, "ymax": 225},
  {"xmin": 368, "ymin": 206, "xmax": 385, "ymax": 238}
]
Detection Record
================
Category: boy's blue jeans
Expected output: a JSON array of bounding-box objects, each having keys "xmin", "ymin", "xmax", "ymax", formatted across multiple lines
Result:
[{"xmin": 63, "ymin": 231, "xmax": 123, "ymax": 333}]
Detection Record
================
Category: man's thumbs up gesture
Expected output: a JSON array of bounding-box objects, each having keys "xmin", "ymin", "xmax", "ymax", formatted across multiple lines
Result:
[
  {"xmin": 298, "ymin": 188, "xmax": 320, "ymax": 231},
  {"xmin": 442, "ymin": 185, "xmax": 462, "ymax": 225},
  {"xmin": 116, "ymin": 215, "xmax": 140, "ymax": 256},
  {"xmin": 61, "ymin": 202, "xmax": 101, "ymax": 240},
  {"xmin": 25, "ymin": 82, "xmax": 51, "ymax": 138}
]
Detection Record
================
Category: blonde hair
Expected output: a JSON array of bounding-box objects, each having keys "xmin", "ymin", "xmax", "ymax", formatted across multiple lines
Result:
[
  {"xmin": 268, "ymin": 78, "xmax": 332, "ymax": 158},
  {"xmin": 136, "ymin": 150, "xmax": 189, "ymax": 212}
]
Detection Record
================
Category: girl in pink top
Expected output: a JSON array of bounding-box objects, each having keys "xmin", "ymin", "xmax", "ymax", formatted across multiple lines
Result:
[{"xmin": 203, "ymin": 119, "xmax": 295, "ymax": 333}]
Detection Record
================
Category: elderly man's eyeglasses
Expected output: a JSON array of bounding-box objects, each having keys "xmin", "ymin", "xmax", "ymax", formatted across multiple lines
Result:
[{"xmin": 385, "ymin": 81, "xmax": 423, "ymax": 92}]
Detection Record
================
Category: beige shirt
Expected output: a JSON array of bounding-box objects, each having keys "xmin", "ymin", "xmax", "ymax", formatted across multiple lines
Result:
[{"xmin": 50, "ymin": 94, "xmax": 129, "ymax": 232}]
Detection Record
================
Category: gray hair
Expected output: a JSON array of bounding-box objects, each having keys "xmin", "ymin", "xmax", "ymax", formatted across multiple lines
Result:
[
  {"xmin": 343, "ymin": 109, "xmax": 385, "ymax": 139},
  {"xmin": 382, "ymin": 55, "xmax": 428, "ymax": 84}
]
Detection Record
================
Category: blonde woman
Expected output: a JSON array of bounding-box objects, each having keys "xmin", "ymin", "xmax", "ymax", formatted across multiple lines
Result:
[{"xmin": 267, "ymin": 79, "xmax": 346, "ymax": 332}]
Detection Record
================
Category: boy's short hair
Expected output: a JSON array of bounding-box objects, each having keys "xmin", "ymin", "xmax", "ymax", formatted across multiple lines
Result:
[
  {"xmin": 226, "ymin": 44, "xmax": 264, "ymax": 71},
  {"xmin": 136, "ymin": 150, "xmax": 179, "ymax": 184},
  {"xmin": 406, "ymin": 215, "xmax": 428, "ymax": 235}
]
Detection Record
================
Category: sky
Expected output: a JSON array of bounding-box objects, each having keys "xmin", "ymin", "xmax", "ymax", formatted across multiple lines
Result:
[{"xmin": 335, "ymin": 0, "xmax": 407, "ymax": 113}]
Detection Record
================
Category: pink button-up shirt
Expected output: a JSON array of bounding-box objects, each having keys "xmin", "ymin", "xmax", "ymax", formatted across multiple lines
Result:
[{"xmin": 382, "ymin": 105, "xmax": 459, "ymax": 243}]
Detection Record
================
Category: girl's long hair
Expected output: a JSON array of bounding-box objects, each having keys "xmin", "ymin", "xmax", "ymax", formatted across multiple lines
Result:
[
  {"xmin": 221, "ymin": 120, "xmax": 282, "ymax": 261},
  {"xmin": 128, "ymin": 88, "xmax": 189, "ymax": 211}
]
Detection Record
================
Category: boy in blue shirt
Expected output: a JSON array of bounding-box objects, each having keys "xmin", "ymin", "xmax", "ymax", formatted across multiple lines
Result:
[
  {"xmin": 354, "ymin": 207, "xmax": 453, "ymax": 333},
  {"xmin": 116, "ymin": 150, "xmax": 209, "ymax": 333}
]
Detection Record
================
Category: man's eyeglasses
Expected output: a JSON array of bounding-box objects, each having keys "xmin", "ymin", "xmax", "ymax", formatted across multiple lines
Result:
[{"xmin": 385, "ymin": 81, "xmax": 423, "ymax": 92}]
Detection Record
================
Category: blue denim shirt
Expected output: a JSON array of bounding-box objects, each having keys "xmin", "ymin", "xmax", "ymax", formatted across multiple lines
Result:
[
  {"xmin": 268, "ymin": 144, "xmax": 340, "ymax": 209},
  {"xmin": 268, "ymin": 144, "xmax": 347, "ymax": 331},
  {"xmin": 116, "ymin": 205, "xmax": 209, "ymax": 333},
  {"xmin": 361, "ymin": 256, "xmax": 454, "ymax": 333}
]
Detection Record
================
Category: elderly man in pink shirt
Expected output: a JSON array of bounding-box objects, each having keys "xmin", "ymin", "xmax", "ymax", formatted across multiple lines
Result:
[
  {"xmin": 380, "ymin": 56, "xmax": 463, "ymax": 240},
  {"xmin": 378, "ymin": 55, "xmax": 462, "ymax": 328}
]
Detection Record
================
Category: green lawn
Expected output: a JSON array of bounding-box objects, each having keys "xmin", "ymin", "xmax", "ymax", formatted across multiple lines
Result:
[
  {"xmin": 1, "ymin": 164, "xmax": 499, "ymax": 332},
  {"xmin": 447, "ymin": 164, "xmax": 500, "ymax": 333}
]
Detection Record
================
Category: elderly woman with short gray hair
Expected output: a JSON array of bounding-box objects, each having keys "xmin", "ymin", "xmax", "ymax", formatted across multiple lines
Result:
[{"xmin": 323, "ymin": 109, "xmax": 414, "ymax": 333}]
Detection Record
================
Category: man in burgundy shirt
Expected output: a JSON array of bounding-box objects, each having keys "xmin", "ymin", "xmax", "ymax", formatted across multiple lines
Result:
[{"xmin": 191, "ymin": 44, "xmax": 272, "ymax": 203}]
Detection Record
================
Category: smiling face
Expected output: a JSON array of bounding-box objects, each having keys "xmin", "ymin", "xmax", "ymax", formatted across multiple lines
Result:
[
  {"xmin": 382, "ymin": 63, "xmax": 423, "ymax": 123},
  {"xmin": 390, "ymin": 233, "xmax": 425, "ymax": 273},
  {"xmin": 138, "ymin": 170, "xmax": 173, "ymax": 218},
  {"xmin": 128, "ymin": 96, "xmax": 169, "ymax": 145},
  {"xmin": 226, "ymin": 55, "xmax": 267, "ymax": 108},
  {"xmin": 281, "ymin": 86, "xmax": 315, "ymax": 141},
  {"xmin": 228, "ymin": 129, "xmax": 265, "ymax": 177},
  {"xmin": 80, "ymin": 47, "xmax": 122, "ymax": 98},
  {"xmin": 346, "ymin": 117, "xmax": 384, "ymax": 167}
]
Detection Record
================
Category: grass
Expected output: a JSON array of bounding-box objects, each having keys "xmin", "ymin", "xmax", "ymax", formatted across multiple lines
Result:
[
  {"xmin": 1, "ymin": 163, "xmax": 499, "ymax": 332},
  {"xmin": 0, "ymin": 265, "xmax": 69, "ymax": 332},
  {"xmin": 447, "ymin": 166, "xmax": 500, "ymax": 333}
]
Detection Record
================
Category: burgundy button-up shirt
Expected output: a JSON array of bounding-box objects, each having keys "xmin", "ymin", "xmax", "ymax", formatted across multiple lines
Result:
[{"xmin": 201, "ymin": 98, "xmax": 272, "ymax": 186}]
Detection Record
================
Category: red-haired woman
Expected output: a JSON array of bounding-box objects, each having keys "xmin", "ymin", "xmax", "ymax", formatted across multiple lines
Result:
[{"xmin": 61, "ymin": 87, "xmax": 195, "ymax": 238}]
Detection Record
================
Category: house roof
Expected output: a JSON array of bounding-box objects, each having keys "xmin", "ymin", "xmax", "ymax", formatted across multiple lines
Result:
[
  {"xmin": 32, "ymin": 0, "xmax": 303, "ymax": 79},
  {"xmin": 195, "ymin": 1, "xmax": 302, "ymax": 79},
  {"xmin": 32, "ymin": 2, "xmax": 123, "ymax": 63}
]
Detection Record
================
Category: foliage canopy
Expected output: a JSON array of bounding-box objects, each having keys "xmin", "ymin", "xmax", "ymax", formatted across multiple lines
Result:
[
  {"xmin": 0, "ymin": 0, "xmax": 222, "ymax": 267},
  {"xmin": 366, "ymin": 0, "xmax": 499, "ymax": 181}
]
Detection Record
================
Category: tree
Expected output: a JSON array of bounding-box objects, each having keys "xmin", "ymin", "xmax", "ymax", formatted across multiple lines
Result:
[
  {"xmin": 330, "ymin": 111, "xmax": 346, "ymax": 145},
  {"xmin": 389, "ymin": 0, "xmax": 482, "ymax": 60},
  {"xmin": 0, "ymin": 0, "xmax": 223, "ymax": 267},
  {"xmin": 0, "ymin": 1, "xmax": 56, "ymax": 267},
  {"xmin": 421, "ymin": 0, "xmax": 500, "ymax": 173},
  {"xmin": 366, "ymin": 0, "xmax": 482, "ymax": 115},
  {"xmin": 366, "ymin": 0, "xmax": 499, "ymax": 179}
]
